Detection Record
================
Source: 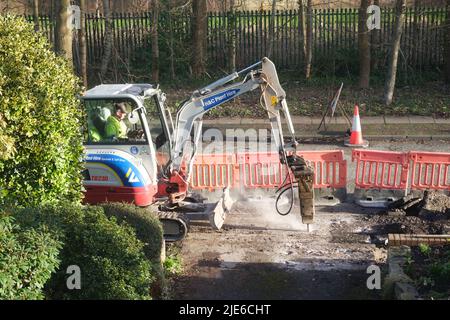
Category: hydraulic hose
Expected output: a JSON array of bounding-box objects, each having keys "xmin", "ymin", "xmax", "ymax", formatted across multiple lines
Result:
[{"xmin": 275, "ymin": 152, "xmax": 296, "ymax": 216}]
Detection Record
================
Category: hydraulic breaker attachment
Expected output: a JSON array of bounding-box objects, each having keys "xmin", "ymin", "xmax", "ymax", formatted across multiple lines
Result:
[{"xmin": 286, "ymin": 154, "xmax": 316, "ymax": 230}]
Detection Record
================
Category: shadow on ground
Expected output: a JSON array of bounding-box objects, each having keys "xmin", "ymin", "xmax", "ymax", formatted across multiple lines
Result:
[{"xmin": 173, "ymin": 260, "xmax": 382, "ymax": 300}]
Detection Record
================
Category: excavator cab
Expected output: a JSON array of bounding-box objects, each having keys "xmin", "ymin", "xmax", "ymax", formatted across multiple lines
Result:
[{"xmin": 81, "ymin": 84, "xmax": 231, "ymax": 240}]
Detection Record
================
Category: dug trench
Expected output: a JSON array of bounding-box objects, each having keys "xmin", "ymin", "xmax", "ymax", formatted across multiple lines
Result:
[{"xmin": 170, "ymin": 140, "xmax": 450, "ymax": 300}]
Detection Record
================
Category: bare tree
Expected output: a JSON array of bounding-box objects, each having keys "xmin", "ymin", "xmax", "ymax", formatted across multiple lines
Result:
[
  {"xmin": 167, "ymin": 0, "xmax": 176, "ymax": 80},
  {"xmin": 371, "ymin": 0, "xmax": 381, "ymax": 71},
  {"xmin": 412, "ymin": 0, "xmax": 421, "ymax": 68},
  {"xmin": 0, "ymin": 0, "xmax": 27, "ymax": 14},
  {"xmin": 358, "ymin": 0, "xmax": 371, "ymax": 88},
  {"xmin": 298, "ymin": 0, "xmax": 307, "ymax": 62},
  {"xmin": 267, "ymin": 0, "xmax": 277, "ymax": 58},
  {"xmin": 54, "ymin": 0, "xmax": 73, "ymax": 64},
  {"xmin": 444, "ymin": 0, "xmax": 450, "ymax": 83},
  {"xmin": 384, "ymin": 0, "xmax": 406, "ymax": 106},
  {"xmin": 100, "ymin": 0, "xmax": 113, "ymax": 81},
  {"xmin": 192, "ymin": 0, "xmax": 207, "ymax": 78},
  {"xmin": 30, "ymin": 0, "xmax": 39, "ymax": 31},
  {"xmin": 227, "ymin": 0, "xmax": 237, "ymax": 72},
  {"xmin": 305, "ymin": 0, "xmax": 313, "ymax": 79},
  {"xmin": 151, "ymin": 0, "xmax": 160, "ymax": 83},
  {"xmin": 79, "ymin": 0, "xmax": 88, "ymax": 87}
]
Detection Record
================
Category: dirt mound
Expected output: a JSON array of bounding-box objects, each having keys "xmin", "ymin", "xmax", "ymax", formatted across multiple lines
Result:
[
  {"xmin": 420, "ymin": 191, "xmax": 450, "ymax": 217},
  {"xmin": 367, "ymin": 215, "xmax": 446, "ymax": 235},
  {"xmin": 368, "ymin": 191, "xmax": 450, "ymax": 236}
]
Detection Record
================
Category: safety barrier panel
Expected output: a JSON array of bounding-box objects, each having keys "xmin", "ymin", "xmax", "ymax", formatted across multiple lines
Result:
[
  {"xmin": 410, "ymin": 151, "xmax": 450, "ymax": 190},
  {"xmin": 352, "ymin": 149, "xmax": 450, "ymax": 193},
  {"xmin": 190, "ymin": 154, "xmax": 238, "ymax": 190},
  {"xmin": 352, "ymin": 149, "xmax": 409, "ymax": 191},
  {"xmin": 237, "ymin": 152, "xmax": 285, "ymax": 189},
  {"xmin": 190, "ymin": 150, "xmax": 347, "ymax": 191},
  {"xmin": 297, "ymin": 150, "xmax": 347, "ymax": 189}
]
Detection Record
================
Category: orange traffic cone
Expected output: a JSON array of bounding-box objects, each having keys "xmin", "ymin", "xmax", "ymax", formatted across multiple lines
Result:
[{"xmin": 344, "ymin": 104, "xmax": 369, "ymax": 148}]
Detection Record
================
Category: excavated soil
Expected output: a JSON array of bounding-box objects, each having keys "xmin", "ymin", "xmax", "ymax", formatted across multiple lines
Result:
[
  {"xmin": 420, "ymin": 191, "xmax": 450, "ymax": 217},
  {"xmin": 368, "ymin": 191, "xmax": 450, "ymax": 235}
]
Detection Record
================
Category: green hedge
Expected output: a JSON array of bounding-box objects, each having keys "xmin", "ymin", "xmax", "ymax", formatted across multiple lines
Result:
[
  {"xmin": 101, "ymin": 203, "xmax": 166, "ymax": 298},
  {"xmin": 0, "ymin": 114, "xmax": 14, "ymax": 165},
  {"xmin": 0, "ymin": 215, "xmax": 61, "ymax": 300},
  {"xmin": 100, "ymin": 203, "xmax": 163, "ymax": 262},
  {"xmin": 13, "ymin": 203, "xmax": 155, "ymax": 300},
  {"xmin": 0, "ymin": 15, "xmax": 83, "ymax": 207}
]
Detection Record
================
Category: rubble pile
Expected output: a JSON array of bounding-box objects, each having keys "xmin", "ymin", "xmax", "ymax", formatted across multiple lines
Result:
[{"xmin": 368, "ymin": 191, "xmax": 450, "ymax": 236}]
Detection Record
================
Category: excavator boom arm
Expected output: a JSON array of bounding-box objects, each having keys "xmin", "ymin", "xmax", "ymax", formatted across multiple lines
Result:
[{"xmin": 170, "ymin": 57, "xmax": 297, "ymax": 175}]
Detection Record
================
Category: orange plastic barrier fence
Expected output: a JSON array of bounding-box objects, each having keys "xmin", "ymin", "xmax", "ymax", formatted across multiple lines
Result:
[
  {"xmin": 190, "ymin": 150, "xmax": 347, "ymax": 191},
  {"xmin": 190, "ymin": 153, "xmax": 238, "ymax": 190},
  {"xmin": 410, "ymin": 151, "xmax": 450, "ymax": 190},
  {"xmin": 352, "ymin": 149, "xmax": 409, "ymax": 191},
  {"xmin": 297, "ymin": 150, "xmax": 347, "ymax": 189}
]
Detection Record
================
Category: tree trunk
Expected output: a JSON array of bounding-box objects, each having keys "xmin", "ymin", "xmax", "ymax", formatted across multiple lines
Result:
[
  {"xmin": 384, "ymin": 0, "xmax": 406, "ymax": 106},
  {"xmin": 413, "ymin": 0, "xmax": 421, "ymax": 69},
  {"xmin": 31, "ymin": 0, "xmax": 39, "ymax": 32},
  {"xmin": 444, "ymin": 0, "xmax": 450, "ymax": 83},
  {"xmin": 168, "ymin": 0, "xmax": 176, "ymax": 80},
  {"xmin": 371, "ymin": 0, "xmax": 381, "ymax": 70},
  {"xmin": 358, "ymin": 0, "xmax": 371, "ymax": 88},
  {"xmin": 267, "ymin": 0, "xmax": 277, "ymax": 58},
  {"xmin": 191, "ymin": 0, "xmax": 207, "ymax": 78},
  {"xmin": 94, "ymin": 0, "xmax": 101, "ymax": 17},
  {"xmin": 54, "ymin": 0, "xmax": 73, "ymax": 64},
  {"xmin": 151, "ymin": 0, "xmax": 160, "ymax": 83},
  {"xmin": 298, "ymin": 0, "xmax": 307, "ymax": 62},
  {"xmin": 305, "ymin": 0, "xmax": 313, "ymax": 79},
  {"xmin": 227, "ymin": 0, "xmax": 236, "ymax": 72},
  {"xmin": 100, "ymin": 0, "xmax": 113, "ymax": 81},
  {"xmin": 79, "ymin": 0, "xmax": 88, "ymax": 88}
]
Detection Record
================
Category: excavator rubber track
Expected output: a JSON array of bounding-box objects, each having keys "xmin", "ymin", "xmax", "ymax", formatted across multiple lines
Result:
[{"xmin": 157, "ymin": 211, "xmax": 189, "ymax": 242}]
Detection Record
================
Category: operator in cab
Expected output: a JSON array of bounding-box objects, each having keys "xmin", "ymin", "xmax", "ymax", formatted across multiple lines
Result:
[{"xmin": 105, "ymin": 103, "xmax": 128, "ymax": 140}]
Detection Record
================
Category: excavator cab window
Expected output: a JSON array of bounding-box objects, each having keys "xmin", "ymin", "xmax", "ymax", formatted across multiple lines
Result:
[
  {"xmin": 83, "ymin": 99, "xmax": 148, "ymax": 145},
  {"xmin": 143, "ymin": 96, "xmax": 170, "ymax": 168}
]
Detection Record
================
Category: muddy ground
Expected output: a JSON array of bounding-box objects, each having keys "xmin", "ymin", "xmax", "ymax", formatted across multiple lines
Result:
[
  {"xmin": 173, "ymin": 201, "xmax": 386, "ymax": 300},
  {"xmin": 171, "ymin": 139, "xmax": 450, "ymax": 300}
]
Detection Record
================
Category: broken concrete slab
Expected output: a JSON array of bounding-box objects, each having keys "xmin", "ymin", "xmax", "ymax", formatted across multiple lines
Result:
[
  {"xmin": 383, "ymin": 245, "xmax": 420, "ymax": 300},
  {"xmin": 395, "ymin": 282, "xmax": 420, "ymax": 300}
]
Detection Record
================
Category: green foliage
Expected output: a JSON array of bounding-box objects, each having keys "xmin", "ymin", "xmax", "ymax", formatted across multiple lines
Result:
[
  {"xmin": 406, "ymin": 247, "xmax": 450, "ymax": 299},
  {"xmin": 0, "ymin": 114, "xmax": 15, "ymax": 164},
  {"xmin": 14, "ymin": 203, "xmax": 153, "ymax": 300},
  {"xmin": 163, "ymin": 252, "xmax": 183, "ymax": 277},
  {"xmin": 0, "ymin": 15, "xmax": 84, "ymax": 207},
  {"xmin": 418, "ymin": 243, "xmax": 432, "ymax": 256},
  {"xmin": 100, "ymin": 203, "xmax": 166, "ymax": 298},
  {"xmin": 159, "ymin": 244, "xmax": 183, "ymax": 300},
  {"xmin": 100, "ymin": 202, "xmax": 163, "ymax": 263},
  {"xmin": 0, "ymin": 214, "xmax": 61, "ymax": 300},
  {"xmin": 428, "ymin": 260, "xmax": 450, "ymax": 285}
]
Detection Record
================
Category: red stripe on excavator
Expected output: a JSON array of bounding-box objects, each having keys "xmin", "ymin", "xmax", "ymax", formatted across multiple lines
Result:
[{"xmin": 83, "ymin": 184, "xmax": 157, "ymax": 207}]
